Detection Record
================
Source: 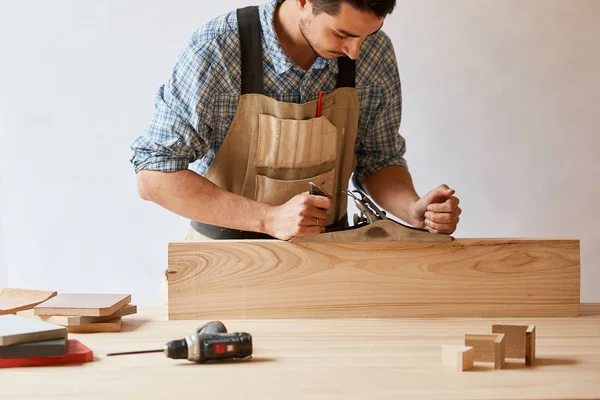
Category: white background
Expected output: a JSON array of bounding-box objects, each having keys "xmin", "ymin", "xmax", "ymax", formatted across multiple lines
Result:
[{"xmin": 0, "ymin": 0, "xmax": 598, "ymax": 304}]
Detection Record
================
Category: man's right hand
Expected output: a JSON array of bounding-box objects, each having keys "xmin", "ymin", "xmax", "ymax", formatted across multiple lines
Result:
[{"xmin": 263, "ymin": 192, "xmax": 331, "ymax": 240}]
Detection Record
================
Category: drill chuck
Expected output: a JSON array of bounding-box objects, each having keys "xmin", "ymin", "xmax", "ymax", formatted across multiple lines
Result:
[{"xmin": 163, "ymin": 338, "xmax": 188, "ymax": 360}]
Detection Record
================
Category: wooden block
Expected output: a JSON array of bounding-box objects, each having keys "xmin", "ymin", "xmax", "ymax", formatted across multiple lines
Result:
[
  {"xmin": 0, "ymin": 339, "xmax": 93, "ymax": 368},
  {"xmin": 34, "ymin": 304, "xmax": 137, "ymax": 327},
  {"xmin": 442, "ymin": 345, "xmax": 474, "ymax": 372},
  {"xmin": 166, "ymin": 239, "xmax": 580, "ymax": 319},
  {"xmin": 0, "ymin": 338, "xmax": 67, "ymax": 359},
  {"xmin": 492, "ymin": 324, "xmax": 536, "ymax": 365},
  {"xmin": 0, "ymin": 315, "xmax": 67, "ymax": 346},
  {"xmin": 0, "ymin": 288, "xmax": 57, "ymax": 315},
  {"xmin": 526, "ymin": 325, "xmax": 536, "ymax": 366},
  {"xmin": 67, "ymin": 317, "xmax": 122, "ymax": 334},
  {"xmin": 34, "ymin": 293, "xmax": 131, "ymax": 317},
  {"xmin": 465, "ymin": 333, "xmax": 505, "ymax": 369}
]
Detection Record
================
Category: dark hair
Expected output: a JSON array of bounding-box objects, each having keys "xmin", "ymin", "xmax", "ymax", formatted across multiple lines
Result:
[{"xmin": 312, "ymin": 0, "xmax": 396, "ymax": 18}]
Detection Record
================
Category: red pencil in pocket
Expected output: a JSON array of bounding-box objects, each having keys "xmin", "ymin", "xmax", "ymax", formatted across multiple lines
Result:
[{"xmin": 316, "ymin": 91, "xmax": 324, "ymax": 117}]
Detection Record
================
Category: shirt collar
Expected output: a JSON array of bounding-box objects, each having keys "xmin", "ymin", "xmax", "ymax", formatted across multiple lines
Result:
[{"xmin": 260, "ymin": 0, "xmax": 335, "ymax": 75}]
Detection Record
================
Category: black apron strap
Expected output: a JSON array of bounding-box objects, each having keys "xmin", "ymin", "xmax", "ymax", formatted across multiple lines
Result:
[
  {"xmin": 237, "ymin": 6, "xmax": 264, "ymax": 95},
  {"xmin": 336, "ymin": 57, "xmax": 356, "ymax": 88}
]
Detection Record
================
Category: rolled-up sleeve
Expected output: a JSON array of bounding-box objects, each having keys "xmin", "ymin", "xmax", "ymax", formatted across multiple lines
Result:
[
  {"xmin": 353, "ymin": 33, "xmax": 408, "ymax": 190},
  {"xmin": 130, "ymin": 34, "xmax": 216, "ymax": 173}
]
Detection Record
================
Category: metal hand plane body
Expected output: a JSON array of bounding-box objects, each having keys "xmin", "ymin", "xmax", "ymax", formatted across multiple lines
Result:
[{"xmin": 297, "ymin": 183, "xmax": 453, "ymax": 243}]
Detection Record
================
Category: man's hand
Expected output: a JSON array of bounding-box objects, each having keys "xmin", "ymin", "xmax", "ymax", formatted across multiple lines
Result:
[
  {"xmin": 410, "ymin": 184, "xmax": 461, "ymax": 235},
  {"xmin": 263, "ymin": 192, "xmax": 331, "ymax": 240}
]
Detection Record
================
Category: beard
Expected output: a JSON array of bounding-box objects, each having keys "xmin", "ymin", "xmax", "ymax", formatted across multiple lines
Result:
[
  {"xmin": 298, "ymin": 17, "xmax": 321, "ymax": 56},
  {"xmin": 298, "ymin": 17, "xmax": 344, "ymax": 59}
]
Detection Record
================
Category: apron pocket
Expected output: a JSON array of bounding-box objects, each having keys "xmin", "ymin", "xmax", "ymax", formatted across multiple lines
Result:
[
  {"xmin": 255, "ymin": 168, "xmax": 335, "ymax": 209},
  {"xmin": 255, "ymin": 114, "xmax": 339, "ymax": 169}
]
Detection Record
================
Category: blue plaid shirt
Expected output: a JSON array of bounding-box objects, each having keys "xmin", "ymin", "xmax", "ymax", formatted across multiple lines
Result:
[{"xmin": 130, "ymin": 0, "xmax": 407, "ymax": 190}]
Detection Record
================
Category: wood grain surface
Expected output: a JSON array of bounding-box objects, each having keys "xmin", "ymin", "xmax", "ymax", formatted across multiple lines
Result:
[
  {"xmin": 0, "ymin": 288, "xmax": 57, "ymax": 315},
  {"xmin": 1, "ymin": 305, "xmax": 598, "ymax": 399},
  {"xmin": 34, "ymin": 294, "xmax": 131, "ymax": 317},
  {"xmin": 167, "ymin": 238, "xmax": 580, "ymax": 319}
]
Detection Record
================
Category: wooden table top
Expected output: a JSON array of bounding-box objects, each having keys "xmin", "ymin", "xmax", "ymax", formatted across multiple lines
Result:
[{"xmin": 4, "ymin": 304, "xmax": 600, "ymax": 399}]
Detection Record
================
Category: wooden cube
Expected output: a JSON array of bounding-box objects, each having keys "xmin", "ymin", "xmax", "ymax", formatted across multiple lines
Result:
[
  {"xmin": 492, "ymin": 324, "xmax": 536, "ymax": 365},
  {"xmin": 465, "ymin": 333, "xmax": 505, "ymax": 369},
  {"xmin": 442, "ymin": 345, "xmax": 474, "ymax": 372}
]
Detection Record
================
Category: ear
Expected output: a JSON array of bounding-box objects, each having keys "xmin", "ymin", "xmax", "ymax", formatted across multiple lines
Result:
[{"xmin": 295, "ymin": 0, "xmax": 312, "ymax": 12}]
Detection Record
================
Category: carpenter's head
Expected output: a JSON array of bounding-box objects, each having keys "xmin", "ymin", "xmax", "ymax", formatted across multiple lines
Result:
[{"xmin": 296, "ymin": 0, "xmax": 396, "ymax": 59}]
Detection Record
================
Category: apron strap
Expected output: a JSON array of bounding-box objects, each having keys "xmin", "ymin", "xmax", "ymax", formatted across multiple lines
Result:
[
  {"xmin": 237, "ymin": 6, "xmax": 264, "ymax": 95},
  {"xmin": 237, "ymin": 6, "xmax": 355, "ymax": 94},
  {"xmin": 336, "ymin": 57, "xmax": 356, "ymax": 88}
]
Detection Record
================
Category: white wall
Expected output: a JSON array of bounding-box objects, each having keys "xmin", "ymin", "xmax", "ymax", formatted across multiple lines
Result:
[
  {"xmin": 0, "ymin": 129, "xmax": 6, "ymax": 288},
  {"xmin": 0, "ymin": 0, "xmax": 597, "ymax": 304}
]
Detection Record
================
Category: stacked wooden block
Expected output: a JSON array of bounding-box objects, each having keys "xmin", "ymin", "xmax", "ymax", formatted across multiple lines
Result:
[
  {"xmin": 1, "ymin": 291, "xmax": 137, "ymax": 368},
  {"xmin": 442, "ymin": 324, "xmax": 536, "ymax": 372},
  {"xmin": 33, "ymin": 293, "xmax": 137, "ymax": 333}
]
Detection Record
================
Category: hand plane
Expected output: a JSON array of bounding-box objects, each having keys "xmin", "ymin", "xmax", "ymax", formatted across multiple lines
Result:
[{"xmin": 292, "ymin": 183, "xmax": 454, "ymax": 243}]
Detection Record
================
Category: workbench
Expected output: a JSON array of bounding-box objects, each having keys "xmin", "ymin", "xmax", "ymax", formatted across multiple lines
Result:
[{"xmin": 3, "ymin": 305, "xmax": 599, "ymax": 399}]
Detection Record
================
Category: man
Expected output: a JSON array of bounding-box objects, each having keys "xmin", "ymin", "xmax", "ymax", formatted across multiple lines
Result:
[{"xmin": 130, "ymin": 0, "xmax": 461, "ymax": 241}]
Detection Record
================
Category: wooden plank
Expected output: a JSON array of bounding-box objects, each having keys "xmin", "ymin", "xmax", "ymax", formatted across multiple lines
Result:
[
  {"xmin": 32, "ymin": 304, "xmax": 137, "ymax": 326},
  {"xmin": 34, "ymin": 293, "xmax": 131, "ymax": 317},
  {"xmin": 167, "ymin": 238, "xmax": 580, "ymax": 320},
  {"xmin": 0, "ymin": 288, "xmax": 57, "ymax": 315}
]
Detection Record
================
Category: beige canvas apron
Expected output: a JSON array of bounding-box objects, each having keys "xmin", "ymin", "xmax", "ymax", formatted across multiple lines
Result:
[{"xmin": 186, "ymin": 6, "xmax": 360, "ymax": 241}]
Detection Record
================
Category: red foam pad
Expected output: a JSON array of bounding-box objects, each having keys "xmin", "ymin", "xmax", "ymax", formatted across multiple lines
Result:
[{"xmin": 0, "ymin": 339, "xmax": 93, "ymax": 368}]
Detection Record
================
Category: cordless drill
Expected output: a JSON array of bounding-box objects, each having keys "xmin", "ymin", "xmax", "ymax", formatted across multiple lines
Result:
[
  {"xmin": 106, "ymin": 321, "xmax": 253, "ymax": 363},
  {"xmin": 164, "ymin": 321, "xmax": 253, "ymax": 363}
]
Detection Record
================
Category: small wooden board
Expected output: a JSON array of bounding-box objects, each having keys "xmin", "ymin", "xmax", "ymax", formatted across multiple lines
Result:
[
  {"xmin": 34, "ymin": 294, "xmax": 131, "ymax": 317},
  {"xmin": 465, "ymin": 333, "xmax": 505, "ymax": 369},
  {"xmin": 34, "ymin": 304, "xmax": 137, "ymax": 326},
  {"xmin": 0, "ymin": 315, "xmax": 67, "ymax": 346},
  {"xmin": 67, "ymin": 317, "xmax": 122, "ymax": 334},
  {"xmin": 492, "ymin": 324, "xmax": 536, "ymax": 365},
  {"xmin": 0, "ymin": 288, "xmax": 57, "ymax": 315},
  {"xmin": 0, "ymin": 339, "xmax": 93, "ymax": 368},
  {"xmin": 0, "ymin": 338, "xmax": 67, "ymax": 359},
  {"xmin": 526, "ymin": 325, "xmax": 536, "ymax": 366}
]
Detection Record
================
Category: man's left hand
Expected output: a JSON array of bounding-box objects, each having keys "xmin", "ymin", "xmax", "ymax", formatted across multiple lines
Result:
[{"xmin": 409, "ymin": 184, "xmax": 461, "ymax": 235}]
